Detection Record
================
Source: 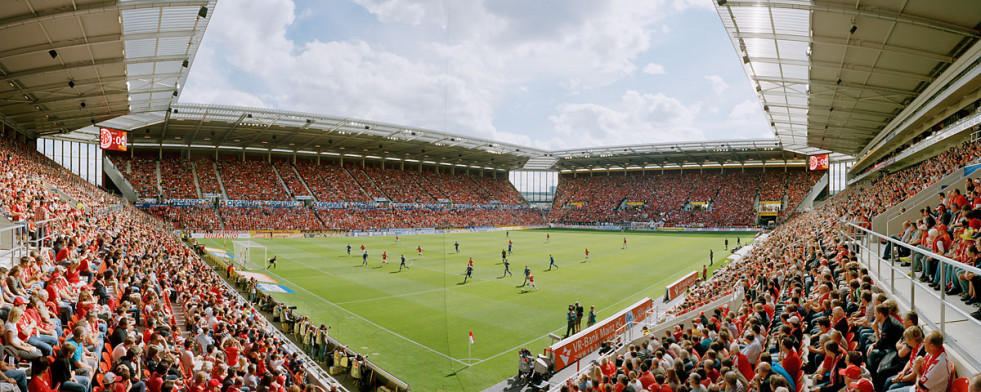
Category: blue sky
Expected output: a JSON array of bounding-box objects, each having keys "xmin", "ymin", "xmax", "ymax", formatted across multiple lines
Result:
[{"xmin": 181, "ymin": 0, "xmax": 773, "ymax": 149}]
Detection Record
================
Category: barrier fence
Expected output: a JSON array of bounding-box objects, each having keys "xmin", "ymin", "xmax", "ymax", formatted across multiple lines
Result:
[
  {"xmin": 0, "ymin": 223, "xmax": 28, "ymax": 269},
  {"xmin": 841, "ymin": 222, "xmax": 981, "ymax": 372}
]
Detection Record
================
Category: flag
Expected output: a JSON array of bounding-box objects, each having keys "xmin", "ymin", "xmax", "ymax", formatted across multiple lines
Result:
[{"xmin": 469, "ymin": 331, "xmax": 475, "ymax": 344}]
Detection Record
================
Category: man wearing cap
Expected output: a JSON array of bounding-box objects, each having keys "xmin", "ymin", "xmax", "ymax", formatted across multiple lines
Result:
[{"xmin": 851, "ymin": 379, "xmax": 875, "ymax": 392}]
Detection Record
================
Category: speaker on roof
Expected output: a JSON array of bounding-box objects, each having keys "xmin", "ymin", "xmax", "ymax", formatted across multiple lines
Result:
[{"xmin": 198, "ymin": 6, "xmax": 208, "ymax": 18}]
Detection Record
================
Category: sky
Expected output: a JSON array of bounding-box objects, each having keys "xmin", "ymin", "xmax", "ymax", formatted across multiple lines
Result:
[{"xmin": 180, "ymin": 0, "xmax": 774, "ymax": 150}]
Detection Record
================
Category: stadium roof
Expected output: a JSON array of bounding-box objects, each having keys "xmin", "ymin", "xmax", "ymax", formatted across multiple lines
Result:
[
  {"xmin": 0, "ymin": 0, "xmax": 216, "ymax": 137},
  {"xmin": 714, "ymin": 0, "xmax": 981, "ymax": 158},
  {"xmin": 92, "ymin": 104, "xmax": 552, "ymax": 171},
  {"xmin": 57, "ymin": 104, "xmax": 820, "ymax": 172},
  {"xmin": 552, "ymin": 139, "xmax": 809, "ymax": 172}
]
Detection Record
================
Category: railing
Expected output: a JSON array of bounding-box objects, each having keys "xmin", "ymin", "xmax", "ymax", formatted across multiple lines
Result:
[
  {"xmin": 841, "ymin": 222, "xmax": 981, "ymax": 372},
  {"xmin": 26, "ymin": 216, "xmax": 68, "ymax": 250},
  {"xmin": 0, "ymin": 223, "xmax": 29, "ymax": 269}
]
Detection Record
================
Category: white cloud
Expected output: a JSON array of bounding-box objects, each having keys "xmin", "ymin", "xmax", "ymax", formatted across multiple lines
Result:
[
  {"xmin": 705, "ymin": 75, "xmax": 729, "ymax": 95},
  {"xmin": 548, "ymin": 90, "xmax": 703, "ymax": 149},
  {"xmin": 182, "ymin": 0, "xmax": 745, "ymax": 147},
  {"xmin": 729, "ymin": 100, "xmax": 761, "ymax": 121},
  {"xmin": 720, "ymin": 99, "xmax": 773, "ymax": 139},
  {"xmin": 643, "ymin": 63, "xmax": 666, "ymax": 75}
]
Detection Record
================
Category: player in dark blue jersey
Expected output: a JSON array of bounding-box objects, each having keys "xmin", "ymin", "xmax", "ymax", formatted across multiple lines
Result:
[
  {"xmin": 502, "ymin": 259, "xmax": 512, "ymax": 277},
  {"xmin": 463, "ymin": 265, "xmax": 474, "ymax": 283},
  {"xmin": 548, "ymin": 254, "xmax": 558, "ymax": 270},
  {"xmin": 399, "ymin": 254, "xmax": 408, "ymax": 271}
]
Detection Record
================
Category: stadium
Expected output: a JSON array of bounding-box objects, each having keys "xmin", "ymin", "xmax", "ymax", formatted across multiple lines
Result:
[{"xmin": 2, "ymin": 0, "xmax": 981, "ymax": 392}]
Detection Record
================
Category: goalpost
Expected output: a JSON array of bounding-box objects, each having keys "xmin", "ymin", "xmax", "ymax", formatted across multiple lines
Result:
[{"xmin": 232, "ymin": 240, "xmax": 268, "ymax": 270}]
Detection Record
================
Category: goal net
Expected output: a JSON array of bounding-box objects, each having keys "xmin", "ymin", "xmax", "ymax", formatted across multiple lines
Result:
[{"xmin": 232, "ymin": 241, "xmax": 267, "ymax": 270}]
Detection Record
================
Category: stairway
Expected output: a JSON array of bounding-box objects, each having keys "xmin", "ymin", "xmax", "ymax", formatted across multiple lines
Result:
[
  {"xmin": 291, "ymin": 165, "xmax": 318, "ymax": 201},
  {"xmin": 102, "ymin": 156, "xmax": 140, "ymax": 201},
  {"xmin": 155, "ymin": 161, "xmax": 163, "ymax": 198},
  {"xmin": 190, "ymin": 161, "xmax": 204, "ymax": 199},
  {"xmin": 342, "ymin": 167, "xmax": 378, "ymax": 200},
  {"xmin": 411, "ymin": 174, "xmax": 442, "ymax": 202},
  {"xmin": 269, "ymin": 163, "xmax": 294, "ymax": 200}
]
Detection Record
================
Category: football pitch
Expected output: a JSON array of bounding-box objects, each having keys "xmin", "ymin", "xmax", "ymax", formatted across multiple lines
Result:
[{"xmin": 200, "ymin": 229, "xmax": 752, "ymax": 392}]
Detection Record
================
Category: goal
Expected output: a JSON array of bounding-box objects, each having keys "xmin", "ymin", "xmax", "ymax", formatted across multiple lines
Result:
[{"xmin": 232, "ymin": 241, "xmax": 268, "ymax": 270}]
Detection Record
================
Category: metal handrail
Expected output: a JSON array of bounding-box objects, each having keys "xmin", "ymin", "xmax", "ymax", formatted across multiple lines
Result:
[
  {"xmin": 0, "ymin": 223, "xmax": 29, "ymax": 268},
  {"xmin": 841, "ymin": 222, "xmax": 981, "ymax": 372},
  {"xmin": 843, "ymin": 221, "xmax": 981, "ymax": 276}
]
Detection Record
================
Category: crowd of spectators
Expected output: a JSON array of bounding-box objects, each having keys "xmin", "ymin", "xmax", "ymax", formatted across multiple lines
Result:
[
  {"xmin": 757, "ymin": 171, "xmax": 790, "ymax": 202},
  {"xmin": 551, "ymin": 168, "xmax": 822, "ymax": 227},
  {"xmin": 219, "ymin": 207, "xmax": 325, "ymax": 231},
  {"xmin": 421, "ymin": 171, "xmax": 479, "ymax": 204},
  {"xmin": 564, "ymin": 198, "xmax": 968, "ymax": 392},
  {"xmin": 557, "ymin": 139, "xmax": 981, "ymax": 392},
  {"xmin": 192, "ymin": 158, "xmax": 223, "ymax": 197},
  {"xmin": 292, "ymin": 162, "xmax": 369, "ymax": 203},
  {"xmin": 112, "ymin": 155, "xmax": 527, "ymax": 209},
  {"xmin": 342, "ymin": 164, "xmax": 386, "ymax": 200},
  {"xmin": 1, "ymin": 136, "xmax": 340, "ymax": 392},
  {"xmin": 158, "ymin": 156, "xmax": 199, "ymax": 200},
  {"xmin": 217, "ymin": 159, "xmax": 290, "ymax": 201},
  {"xmin": 683, "ymin": 172, "xmax": 759, "ymax": 227},
  {"xmin": 311, "ymin": 207, "xmax": 545, "ymax": 230},
  {"xmin": 470, "ymin": 175, "xmax": 526, "ymax": 205},
  {"xmin": 109, "ymin": 154, "xmax": 159, "ymax": 199},
  {"xmin": 364, "ymin": 167, "xmax": 436, "ymax": 204},
  {"xmin": 146, "ymin": 206, "xmax": 221, "ymax": 231},
  {"xmin": 779, "ymin": 172, "xmax": 824, "ymax": 222},
  {"xmin": 271, "ymin": 161, "xmax": 312, "ymax": 199},
  {"xmin": 835, "ymin": 140, "xmax": 981, "ymax": 223}
]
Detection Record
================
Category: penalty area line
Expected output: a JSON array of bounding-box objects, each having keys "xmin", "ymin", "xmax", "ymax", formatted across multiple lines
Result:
[{"xmin": 259, "ymin": 269, "xmax": 474, "ymax": 366}]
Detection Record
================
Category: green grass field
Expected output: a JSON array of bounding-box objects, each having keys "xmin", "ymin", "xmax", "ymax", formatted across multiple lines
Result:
[{"xmin": 201, "ymin": 229, "xmax": 752, "ymax": 392}]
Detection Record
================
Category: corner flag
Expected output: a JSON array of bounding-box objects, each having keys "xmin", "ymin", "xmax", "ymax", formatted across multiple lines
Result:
[{"xmin": 467, "ymin": 331, "xmax": 475, "ymax": 366}]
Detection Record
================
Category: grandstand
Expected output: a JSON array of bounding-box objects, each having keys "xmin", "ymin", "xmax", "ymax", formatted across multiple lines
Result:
[{"xmin": 1, "ymin": 1, "xmax": 981, "ymax": 392}]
